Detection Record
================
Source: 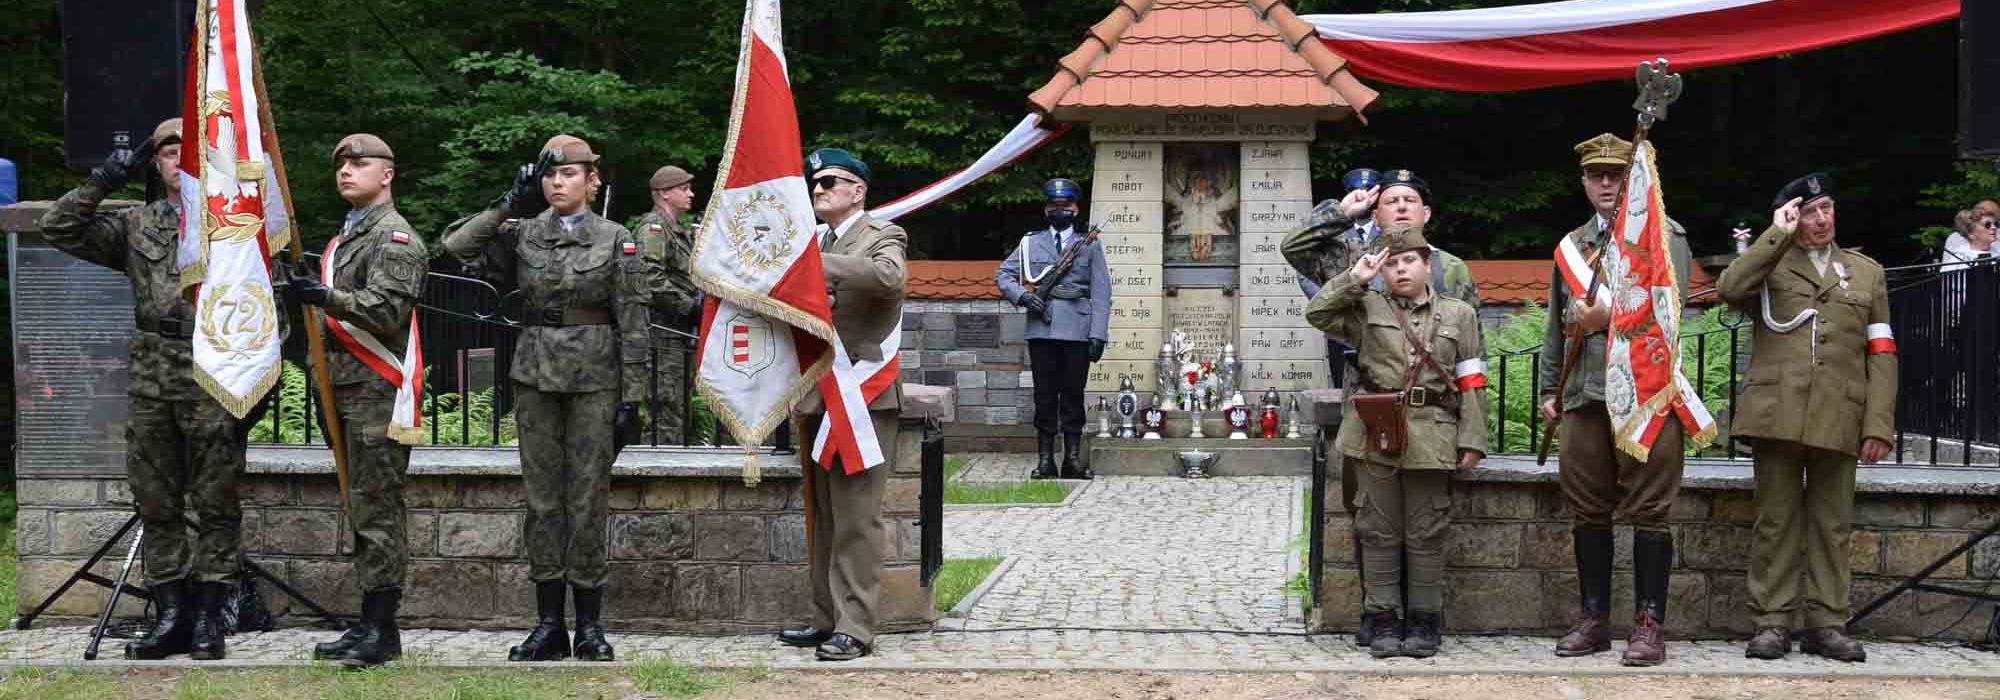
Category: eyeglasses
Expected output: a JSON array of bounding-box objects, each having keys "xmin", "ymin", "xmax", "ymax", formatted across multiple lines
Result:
[
  {"xmin": 1984, "ymin": 220, "xmax": 1998, "ymax": 230},
  {"xmin": 811, "ymin": 175, "xmax": 859, "ymax": 191}
]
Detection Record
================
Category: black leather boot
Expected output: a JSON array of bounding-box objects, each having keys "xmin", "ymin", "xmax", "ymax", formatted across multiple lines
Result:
[
  {"xmin": 509, "ymin": 580, "xmax": 570, "ymax": 662},
  {"xmin": 1061, "ymin": 433, "xmax": 1093, "ymax": 480},
  {"xmin": 188, "ymin": 581, "xmax": 229, "ymax": 660},
  {"xmin": 1556, "ymin": 526, "xmax": 1614, "ymax": 657},
  {"xmin": 125, "ymin": 578, "xmax": 193, "ymax": 660},
  {"xmin": 312, "ymin": 620, "xmax": 369, "ymax": 661},
  {"xmin": 339, "ymin": 588, "xmax": 402, "ymax": 668},
  {"xmin": 571, "ymin": 585, "xmax": 614, "ymax": 661},
  {"xmin": 1032, "ymin": 433, "xmax": 1058, "ymax": 479},
  {"xmin": 1402, "ymin": 611, "xmax": 1442, "ymax": 658}
]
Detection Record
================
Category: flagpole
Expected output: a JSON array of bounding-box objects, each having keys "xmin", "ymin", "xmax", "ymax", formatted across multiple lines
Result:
[{"xmin": 248, "ymin": 39, "xmax": 352, "ymax": 512}]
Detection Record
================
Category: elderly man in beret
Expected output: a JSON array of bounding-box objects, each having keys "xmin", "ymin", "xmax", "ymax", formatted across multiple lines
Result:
[
  {"xmin": 1717, "ymin": 172, "xmax": 1896, "ymax": 663},
  {"xmin": 638, "ymin": 165, "xmax": 702, "ymax": 443}
]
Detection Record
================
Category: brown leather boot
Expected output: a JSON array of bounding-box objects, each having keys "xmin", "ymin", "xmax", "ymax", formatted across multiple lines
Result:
[
  {"xmin": 1621, "ymin": 530, "xmax": 1671, "ymax": 667},
  {"xmin": 1556, "ymin": 611, "xmax": 1612, "ymax": 657},
  {"xmin": 1555, "ymin": 526, "xmax": 1614, "ymax": 657},
  {"xmin": 1800, "ymin": 626, "xmax": 1866, "ymax": 662},
  {"xmin": 1744, "ymin": 626, "xmax": 1791, "ymax": 660},
  {"xmin": 1622, "ymin": 610, "xmax": 1666, "ymax": 666}
]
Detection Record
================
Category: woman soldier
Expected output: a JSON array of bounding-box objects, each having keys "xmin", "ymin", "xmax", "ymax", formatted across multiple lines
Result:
[
  {"xmin": 442, "ymin": 135, "xmax": 649, "ymax": 662},
  {"xmin": 1304, "ymin": 221, "xmax": 1488, "ymax": 659}
]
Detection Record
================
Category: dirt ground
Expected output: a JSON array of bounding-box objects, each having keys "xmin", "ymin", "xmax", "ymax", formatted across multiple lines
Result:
[{"xmin": 714, "ymin": 671, "xmax": 2000, "ymax": 700}]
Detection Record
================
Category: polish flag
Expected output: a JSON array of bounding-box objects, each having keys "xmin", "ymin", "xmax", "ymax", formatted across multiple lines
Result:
[{"xmin": 1304, "ymin": 0, "xmax": 1956, "ymax": 92}]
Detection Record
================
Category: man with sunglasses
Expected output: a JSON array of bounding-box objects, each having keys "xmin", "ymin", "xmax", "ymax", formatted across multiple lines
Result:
[{"xmin": 995, "ymin": 177, "xmax": 1109, "ymax": 480}]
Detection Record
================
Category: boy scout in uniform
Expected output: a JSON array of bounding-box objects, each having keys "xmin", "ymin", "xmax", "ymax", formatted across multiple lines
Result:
[
  {"xmin": 995, "ymin": 177, "xmax": 1110, "ymax": 480},
  {"xmin": 444, "ymin": 135, "xmax": 650, "ymax": 662},
  {"xmin": 777, "ymin": 148, "xmax": 907, "ymax": 662},
  {"xmin": 40, "ymin": 118, "xmax": 251, "ymax": 661},
  {"xmin": 289, "ymin": 134, "xmax": 428, "ymax": 668},
  {"xmin": 638, "ymin": 165, "xmax": 701, "ymax": 443},
  {"xmin": 1305, "ymin": 222, "xmax": 1488, "ymax": 659},
  {"xmin": 1716, "ymin": 174, "xmax": 1896, "ymax": 663},
  {"xmin": 1540, "ymin": 134, "xmax": 1693, "ymax": 666}
]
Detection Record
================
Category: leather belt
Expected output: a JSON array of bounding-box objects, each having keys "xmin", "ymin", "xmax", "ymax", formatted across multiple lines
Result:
[
  {"xmin": 1047, "ymin": 282, "xmax": 1088, "ymax": 300},
  {"xmin": 137, "ymin": 317, "xmax": 195, "ymax": 339},
  {"xmin": 1360, "ymin": 382, "xmax": 1461, "ymax": 413},
  {"xmin": 522, "ymin": 306, "xmax": 613, "ymax": 327}
]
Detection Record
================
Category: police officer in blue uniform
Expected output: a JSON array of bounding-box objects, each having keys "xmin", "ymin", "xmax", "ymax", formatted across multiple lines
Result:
[{"xmin": 996, "ymin": 178, "xmax": 1112, "ymax": 480}]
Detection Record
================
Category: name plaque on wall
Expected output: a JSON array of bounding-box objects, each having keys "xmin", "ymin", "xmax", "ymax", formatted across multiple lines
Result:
[
  {"xmin": 11, "ymin": 232, "xmax": 136, "ymax": 477},
  {"xmin": 1164, "ymin": 288, "xmax": 1237, "ymax": 359}
]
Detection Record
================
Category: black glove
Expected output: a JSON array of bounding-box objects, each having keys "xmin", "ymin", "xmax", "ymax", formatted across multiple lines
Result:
[
  {"xmin": 1089, "ymin": 339, "xmax": 1106, "ymax": 363},
  {"xmin": 1019, "ymin": 294, "xmax": 1047, "ymax": 315},
  {"xmin": 288, "ymin": 265, "xmax": 333, "ymax": 307},
  {"xmin": 87, "ymin": 139, "xmax": 151, "ymax": 190},
  {"xmin": 502, "ymin": 153, "xmax": 554, "ymax": 219},
  {"xmin": 614, "ymin": 402, "xmax": 643, "ymax": 452}
]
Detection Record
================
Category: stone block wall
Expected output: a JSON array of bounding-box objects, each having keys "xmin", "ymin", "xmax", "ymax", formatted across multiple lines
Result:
[
  {"xmin": 1312, "ymin": 463, "xmax": 2000, "ymax": 641},
  {"xmin": 899, "ymin": 299, "xmax": 1046, "ymax": 438},
  {"xmin": 15, "ymin": 436, "xmax": 934, "ymax": 632}
]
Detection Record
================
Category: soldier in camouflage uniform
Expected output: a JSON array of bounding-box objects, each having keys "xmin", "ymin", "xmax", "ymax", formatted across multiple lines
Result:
[
  {"xmin": 39, "ymin": 118, "xmax": 249, "ymax": 661},
  {"xmin": 637, "ymin": 165, "xmax": 701, "ymax": 444},
  {"xmin": 289, "ymin": 134, "xmax": 428, "ymax": 669},
  {"xmin": 1305, "ymin": 221, "xmax": 1488, "ymax": 660},
  {"xmin": 444, "ymin": 135, "xmax": 649, "ymax": 663}
]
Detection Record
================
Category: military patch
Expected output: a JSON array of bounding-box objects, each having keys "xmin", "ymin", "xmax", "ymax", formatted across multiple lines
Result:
[
  {"xmin": 390, "ymin": 231, "xmax": 410, "ymax": 244},
  {"xmin": 647, "ymin": 224, "xmax": 662, "ymax": 233},
  {"xmin": 622, "ymin": 242, "xmax": 638, "ymax": 255}
]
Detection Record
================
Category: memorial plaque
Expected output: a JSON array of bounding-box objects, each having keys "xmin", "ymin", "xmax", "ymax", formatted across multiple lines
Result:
[
  {"xmin": 1242, "ymin": 233, "xmax": 1288, "ymax": 265},
  {"xmin": 1086, "ymin": 360, "xmax": 1157, "ymax": 392},
  {"xmin": 1108, "ymin": 264, "xmax": 1163, "ymax": 296},
  {"xmin": 1090, "ymin": 168, "xmax": 1161, "ymax": 203},
  {"xmin": 1238, "ymin": 294, "xmax": 1314, "ymax": 329},
  {"xmin": 1104, "ymin": 327, "xmax": 1162, "ymax": 361},
  {"xmin": 1240, "ymin": 169, "xmax": 1311, "ymax": 203},
  {"xmin": 1240, "ymin": 264, "xmax": 1302, "ymax": 297},
  {"xmin": 1240, "ymin": 200, "xmax": 1311, "ymax": 234},
  {"xmin": 1089, "ymin": 111, "xmax": 1317, "ymax": 142},
  {"xmin": 955, "ymin": 314, "xmax": 1000, "ymax": 349},
  {"xmin": 1163, "ymin": 235, "xmax": 1239, "ymax": 266},
  {"xmin": 1091, "ymin": 200, "xmax": 1163, "ymax": 234},
  {"xmin": 1240, "ymin": 359, "xmax": 1332, "ymax": 391},
  {"xmin": 1240, "ymin": 141, "xmax": 1309, "ymax": 170},
  {"xmin": 1106, "ymin": 295, "xmax": 1163, "ymax": 329},
  {"xmin": 1097, "ymin": 233, "xmax": 1163, "ymax": 266},
  {"xmin": 11, "ymin": 232, "xmax": 136, "ymax": 476},
  {"xmin": 1093, "ymin": 141, "xmax": 1163, "ymax": 171},
  {"xmin": 1164, "ymin": 288, "xmax": 1237, "ymax": 358},
  {"xmin": 1241, "ymin": 327, "xmax": 1326, "ymax": 361}
]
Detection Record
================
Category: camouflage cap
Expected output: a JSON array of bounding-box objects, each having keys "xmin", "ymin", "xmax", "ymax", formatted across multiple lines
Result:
[
  {"xmin": 541, "ymin": 135, "xmax": 600, "ymax": 166},
  {"xmin": 151, "ymin": 118, "xmax": 184, "ymax": 147},
  {"xmin": 1381, "ymin": 221, "xmax": 1430, "ymax": 255},
  {"xmin": 649, "ymin": 165, "xmax": 693, "ymax": 190},
  {"xmin": 1574, "ymin": 132, "xmax": 1633, "ymax": 168},
  {"xmin": 331, "ymin": 133, "xmax": 395, "ymax": 163}
]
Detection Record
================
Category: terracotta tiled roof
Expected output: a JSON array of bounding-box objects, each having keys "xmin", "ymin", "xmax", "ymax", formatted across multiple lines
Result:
[
  {"xmin": 1028, "ymin": 0, "xmax": 1378, "ymax": 119},
  {"xmin": 906, "ymin": 259, "xmax": 1716, "ymax": 306}
]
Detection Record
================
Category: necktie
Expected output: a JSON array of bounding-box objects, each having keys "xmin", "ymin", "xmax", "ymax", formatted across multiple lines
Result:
[{"xmin": 820, "ymin": 225, "xmax": 835, "ymax": 251}]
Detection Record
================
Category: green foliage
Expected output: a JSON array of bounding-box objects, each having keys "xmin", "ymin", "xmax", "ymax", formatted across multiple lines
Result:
[
  {"xmin": 246, "ymin": 362, "xmax": 519, "ymax": 446},
  {"xmin": 0, "ymin": 668, "xmax": 122, "ymax": 700},
  {"xmin": 943, "ymin": 480, "xmax": 1072, "ymax": 505},
  {"xmin": 246, "ymin": 362, "xmax": 312, "ymax": 445},
  {"xmin": 933, "ymin": 556, "xmax": 1004, "ymax": 611},
  {"xmin": 629, "ymin": 654, "xmax": 732, "ymax": 698},
  {"xmin": 1481, "ymin": 301, "xmax": 1550, "ymax": 454},
  {"xmin": 1917, "ymin": 161, "xmax": 2000, "ymax": 247}
]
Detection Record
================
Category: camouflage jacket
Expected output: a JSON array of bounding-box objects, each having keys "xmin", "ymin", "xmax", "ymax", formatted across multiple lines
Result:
[
  {"xmin": 1306, "ymin": 270, "xmax": 1489, "ymax": 470},
  {"xmin": 322, "ymin": 204, "xmax": 429, "ymax": 387},
  {"xmin": 1282, "ymin": 203, "xmax": 1480, "ymax": 310},
  {"xmin": 38, "ymin": 182, "xmax": 205, "ymax": 401},
  {"xmin": 443, "ymin": 207, "xmax": 650, "ymax": 401},
  {"xmin": 1538, "ymin": 215, "xmax": 1692, "ymax": 412},
  {"xmin": 636, "ymin": 210, "xmax": 700, "ymax": 328}
]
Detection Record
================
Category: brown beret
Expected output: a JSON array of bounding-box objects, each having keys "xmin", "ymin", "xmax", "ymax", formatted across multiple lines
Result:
[
  {"xmin": 541, "ymin": 135, "xmax": 600, "ymax": 165},
  {"xmin": 650, "ymin": 165, "xmax": 693, "ymax": 190},
  {"xmin": 151, "ymin": 118, "xmax": 183, "ymax": 146},
  {"xmin": 331, "ymin": 133, "xmax": 395, "ymax": 164}
]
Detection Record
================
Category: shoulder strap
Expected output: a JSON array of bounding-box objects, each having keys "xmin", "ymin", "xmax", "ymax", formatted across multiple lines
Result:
[{"xmin": 1390, "ymin": 300, "xmax": 1452, "ymax": 392}]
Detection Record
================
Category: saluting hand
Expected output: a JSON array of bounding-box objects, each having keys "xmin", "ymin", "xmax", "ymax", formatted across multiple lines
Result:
[
  {"xmin": 1339, "ymin": 186, "xmax": 1380, "ymax": 220},
  {"xmin": 1349, "ymin": 247, "xmax": 1389, "ymax": 283},
  {"xmin": 1773, "ymin": 196, "xmax": 1804, "ymax": 235}
]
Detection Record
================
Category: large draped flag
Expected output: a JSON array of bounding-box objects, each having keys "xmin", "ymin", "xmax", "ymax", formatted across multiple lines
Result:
[
  {"xmin": 1600, "ymin": 141, "xmax": 1716, "ymax": 459},
  {"xmin": 175, "ymin": 0, "xmax": 289, "ymax": 418},
  {"xmin": 1304, "ymin": 0, "xmax": 1956, "ymax": 92},
  {"xmin": 692, "ymin": 0, "xmax": 880, "ymax": 481}
]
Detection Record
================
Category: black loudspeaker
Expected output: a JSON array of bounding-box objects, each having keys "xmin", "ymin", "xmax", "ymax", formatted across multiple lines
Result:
[
  {"xmin": 1965, "ymin": 0, "xmax": 2000, "ymax": 158},
  {"xmin": 61, "ymin": 0, "xmax": 195, "ymax": 170}
]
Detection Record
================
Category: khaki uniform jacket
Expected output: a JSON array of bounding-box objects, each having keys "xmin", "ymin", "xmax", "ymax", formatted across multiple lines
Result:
[
  {"xmin": 322, "ymin": 205, "xmax": 428, "ymax": 387},
  {"xmin": 443, "ymin": 207, "xmax": 650, "ymax": 402},
  {"xmin": 1307, "ymin": 271, "xmax": 1489, "ymax": 470},
  {"xmin": 1715, "ymin": 225, "xmax": 1897, "ymax": 456},
  {"xmin": 38, "ymin": 183, "xmax": 205, "ymax": 401},
  {"xmin": 801, "ymin": 213, "xmax": 908, "ymax": 413},
  {"xmin": 1538, "ymin": 215, "xmax": 1691, "ymax": 411}
]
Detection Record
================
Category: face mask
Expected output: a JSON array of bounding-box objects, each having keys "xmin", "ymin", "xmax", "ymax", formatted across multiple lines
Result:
[{"xmin": 1046, "ymin": 209, "xmax": 1076, "ymax": 231}]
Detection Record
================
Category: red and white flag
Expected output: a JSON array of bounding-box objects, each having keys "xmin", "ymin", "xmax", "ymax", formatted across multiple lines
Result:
[
  {"xmin": 175, "ymin": 0, "xmax": 289, "ymax": 418},
  {"xmin": 1601, "ymin": 141, "xmax": 1715, "ymax": 459},
  {"xmin": 1304, "ymin": 0, "xmax": 1955, "ymax": 92},
  {"xmin": 693, "ymin": 0, "xmax": 882, "ymax": 479}
]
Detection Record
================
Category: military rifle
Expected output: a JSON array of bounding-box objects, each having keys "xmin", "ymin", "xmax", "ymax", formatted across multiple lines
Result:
[{"xmin": 1023, "ymin": 222, "xmax": 1103, "ymax": 321}]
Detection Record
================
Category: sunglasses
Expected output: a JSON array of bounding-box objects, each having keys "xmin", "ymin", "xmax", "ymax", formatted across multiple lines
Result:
[
  {"xmin": 811, "ymin": 175, "xmax": 859, "ymax": 191},
  {"xmin": 1984, "ymin": 220, "xmax": 1998, "ymax": 230}
]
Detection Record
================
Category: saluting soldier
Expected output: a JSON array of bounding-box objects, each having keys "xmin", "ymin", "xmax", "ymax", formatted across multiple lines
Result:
[
  {"xmin": 443, "ymin": 135, "xmax": 649, "ymax": 663},
  {"xmin": 1716, "ymin": 174, "xmax": 1895, "ymax": 663},
  {"xmin": 638, "ymin": 165, "xmax": 702, "ymax": 443},
  {"xmin": 1305, "ymin": 221, "xmax": 1488, "ymax": 660},
  {"xmin": 994, "ymin": 177, "xmax": 1109, "ymax": 480},
  {"xmin": 1540, "ymin": 134, "xmax": 1693, "ymax": 666},
  {"xmin": 288, "ymin": 134, "xmax": 429, "ymax": 668},
  {"xmin": 777, "ymin": 148, "xmax": 908, "ymax": 662},
  {"xmin": 39, "ymin": 118, "xmax": 252, "ymax": 661}
]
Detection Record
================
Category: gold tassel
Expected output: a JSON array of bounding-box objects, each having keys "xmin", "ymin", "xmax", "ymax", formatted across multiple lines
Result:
[{"xmin": 742, "ymin": 446, "xmax": 762, "ymax": 487}]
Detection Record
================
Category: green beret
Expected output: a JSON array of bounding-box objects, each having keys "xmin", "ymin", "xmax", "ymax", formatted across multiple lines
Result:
[{"xmin": 806, "ymin": 148, "xmax": 870, "ymax": 185}]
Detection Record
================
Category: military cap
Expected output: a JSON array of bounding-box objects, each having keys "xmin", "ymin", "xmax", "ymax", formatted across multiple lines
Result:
[
  {"xmin": 1574, "ymin": 133, "xmax": 1633, "ymax": 168},
  {"xmin": 1774, "ymin": 172, "xmax": 1835, "ymax": 209},
  {"xmin": 1342, "ymin": 167, "xmax": 1380, "ymax": 193},
  {"xmin": 541, "ymin": 135, "xmax": 600, "ymax": 166},
  {"xmin": 151, "ymin": 118, "xmax": 183, "ymax": 147},
  {"xmin": 805, "ymin": 148, "xmax": 870, "ymax": 185},
  {"xmin": 1043, "ymin": 177, "xmax": 1079, "ymax": 203},
  {"xmin": 649, "ymin": 165, "xmax": 692, "ymax": 190},
  {"xmin": 1381, "ymin": 221, "xmax": 1430, "ymax": 255},
  {"xmin": 331, "ymin": 133, "xmax": 395, "ymax": 163},
  {"xmin": 1379, "ymin": 168, "xmax": 1430, "ymax": 203}
]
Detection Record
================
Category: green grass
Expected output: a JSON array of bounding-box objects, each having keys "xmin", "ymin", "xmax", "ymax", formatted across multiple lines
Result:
[
  {"xmin": 946, "ymin": 455, "xmax": 969, "ymax": 480},
  {"xmin": 943, "ymin": 480, "xmax": 1073, "ymax": 505},
  {"xmin": 933, "ymin": 556, "xmax": 1004, "ymax": 611},
  {"xmin": 0, "ymin": 659, "xmax": 747, "ymax": 700},
  {"xmin": 0, "ymin": 668, "xmax": 123, "ymax": 700}
]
